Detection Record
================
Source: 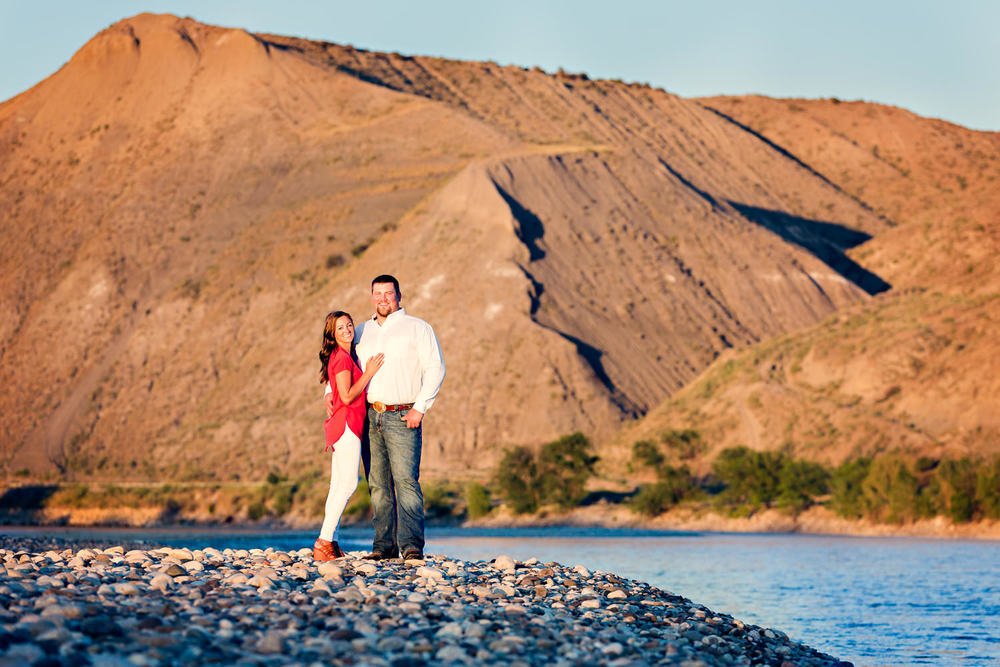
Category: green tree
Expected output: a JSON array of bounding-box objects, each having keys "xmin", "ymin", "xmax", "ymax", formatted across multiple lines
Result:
[
  {"xmin": 861, "ymin": 456, "xmax": 920, "ymax": 523},
  {"xmin": 630, "ymin": 465, "xmax": 695, "ymax": 516},
  {"xmin": 465, "ymin": 482, "xmax": 492, "ymax": 519},
  {"xmin": 929, "ymin": 458, "xmax": 978, "ymax": 522},
  {"xmin": 712, "ymin": 446, "xmax": 784, "ymax": 507},
  {"xmin": 661, "ymin": 429, "xmax": 705, "ymax": 460},
  {"xmin": 537, "ymin": 432, "xmax": 598, "ymax": 509},
  {"xmin": 495, "ymin": 446, "xmax": 539, "ymax": 514},
  {"xmin": 632, "ymin": 440, "xmax": 664, "ymax": 470},
  {"xmin": 423, "ymin": 483, "xmax": 454, "ymax": 519},
  {"xmin": 976, "ymin": 455, "xmax": 1000, "ymax": 520},
  {"xmin": 777, "ymin": 459, "xmax": 830, "ymax": 513},
  {"xmin": 830, "ymin": 457, "xmax": 872, "ymax": 518}
]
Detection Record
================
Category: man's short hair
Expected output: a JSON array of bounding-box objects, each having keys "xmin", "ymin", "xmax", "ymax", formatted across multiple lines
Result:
[{"xmin": 371, "ymin": 274, "xmax": 400, "ymax": 295}]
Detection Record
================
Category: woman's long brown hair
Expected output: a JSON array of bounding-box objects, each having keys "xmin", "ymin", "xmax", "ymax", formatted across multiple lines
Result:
[{"xmin": 319, "ymin": 310, "xmax": 353, "ymax": 384}]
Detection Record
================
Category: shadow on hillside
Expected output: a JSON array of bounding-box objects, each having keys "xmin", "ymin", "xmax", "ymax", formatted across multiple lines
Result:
[
  {"xmin": 730, "ymin": 202, "xmax": 891, "ymax": 296},
  {"xmin": 0, "ymin": 485, "xmax": 59, "ymax": 510},
  {"xmin": 493, "ymin": 182, "xmax": 546, "ymax": 261}
]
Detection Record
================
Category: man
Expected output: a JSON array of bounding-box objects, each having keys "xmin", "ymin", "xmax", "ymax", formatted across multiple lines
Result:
[{"xmin": 326, "ymin": 274, "xmax": 445, "ymax": 560}]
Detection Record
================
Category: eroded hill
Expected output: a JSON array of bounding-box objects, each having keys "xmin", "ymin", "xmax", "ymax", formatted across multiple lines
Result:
[
  {"xmin": 0, "ymin": 14, "xmax": 941, "ymax": 485},
  {"xmin": 611, "ymin": 97, "xmax": 1000, "ymax": 473}
]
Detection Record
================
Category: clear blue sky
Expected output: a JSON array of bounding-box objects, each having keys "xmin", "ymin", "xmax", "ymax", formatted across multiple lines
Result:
[{"xmin": 2, "ymin": 1, "xmax": 998, "ymax": 131}]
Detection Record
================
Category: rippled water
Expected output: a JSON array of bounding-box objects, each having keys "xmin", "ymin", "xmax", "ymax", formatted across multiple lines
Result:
[{"xmin": 6, "ymin": 526, "xmax": 998, "ymax": 666}]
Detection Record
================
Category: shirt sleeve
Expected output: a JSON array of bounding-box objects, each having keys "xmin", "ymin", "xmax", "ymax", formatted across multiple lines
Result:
[
  {"xmin": 325, "ymin": 352, "xmax": 352, "ymax": 395},
  {"xmin": 332, "ymin": 351, "xmax": 353, "ymax": 375},
  {"xmin": 412, "ymin": 321, "xmax": 446, "ymax": 414}
]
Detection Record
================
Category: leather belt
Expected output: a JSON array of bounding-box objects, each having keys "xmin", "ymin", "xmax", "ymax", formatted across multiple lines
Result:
[{"xmin": 370, "ymin": 401, "xmax": 414, "ymax": 413}]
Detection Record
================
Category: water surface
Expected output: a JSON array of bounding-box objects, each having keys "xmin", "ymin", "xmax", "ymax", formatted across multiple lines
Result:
[{"xmin": 4, "ymin": 525, "xmax": 997, "ymax": 666}]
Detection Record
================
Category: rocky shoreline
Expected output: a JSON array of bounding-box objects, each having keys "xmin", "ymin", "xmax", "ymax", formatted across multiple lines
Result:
[{"xmin": 0, "ymin": 535, "xmax": 852, "ymax": 666}]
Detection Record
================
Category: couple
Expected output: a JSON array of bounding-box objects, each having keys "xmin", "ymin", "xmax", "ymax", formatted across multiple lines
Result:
[{"xmin": 313, "ymin": 274, "xmax": 446, "ymax": 562}]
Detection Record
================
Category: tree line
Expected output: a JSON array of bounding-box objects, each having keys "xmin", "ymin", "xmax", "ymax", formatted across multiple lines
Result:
[{"xmin": 489, "ymin": 430, "xmax": 1000, "ymax": 525}]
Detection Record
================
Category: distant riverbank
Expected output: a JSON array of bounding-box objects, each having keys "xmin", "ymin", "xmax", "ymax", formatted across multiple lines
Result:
[
  {"xmin": 467, "ymin": 503, "xmax": 1000, "ymax": 540},
  {"xmin": 5, "ymin": 500, "xmax": 999, "ymax": 540}
]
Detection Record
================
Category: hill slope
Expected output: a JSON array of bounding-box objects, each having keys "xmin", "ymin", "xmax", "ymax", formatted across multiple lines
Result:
[
  {"xmin": 611, "ymin": 97, "xmax": 1000, "ymax": 472},
  {"xmin": 2, "ymin": 15, "xmax": 899, "ymax": 482}
]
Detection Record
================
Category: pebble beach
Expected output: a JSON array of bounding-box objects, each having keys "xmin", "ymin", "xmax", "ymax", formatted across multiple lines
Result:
[{"xmin": 0, "ymin": 535, "xmax": 851, "ymax": 666}]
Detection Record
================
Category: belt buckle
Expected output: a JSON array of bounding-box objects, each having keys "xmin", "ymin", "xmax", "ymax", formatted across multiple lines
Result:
[{"xmin": 372, "ymin": 401, "xmax": 387, "ymax": 413}]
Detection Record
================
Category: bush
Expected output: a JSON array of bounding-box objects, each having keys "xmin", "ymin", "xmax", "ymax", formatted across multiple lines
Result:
[
  {"xmin": 777, "ymin": 459, "xmax": 830, "ymax": 512},
  {"xmin": 423, "ymin": 483, "xmax": 455, "ymax": 519},
  {"xmin": 632, "ymin": 440, "xmax": 664, "ymax": 470},
  {"xmin": 495, "ymin": 446, "xmax": 539, "ymax": 514},
  {"xmin": 976, "ymin": 455, "xmax": 1000, "ymax": 519},
  {"xmin": 712, "ymin": 446, "xmax": 784, "ymax": 507},
  {"xmin": 344, "ymin": 479, "xmax": 372, "ymax": 518},
  {"xmin": 860, "ymin": 456, "xmax": 920, "ymax": 523},
  {"xmin": 494, "ymin": 433, "xmax": 599, "ymax": 513},
  {"xmin": 247, "ymin": 500, "xmax": 268, "ymax": 521},
  {"xmin": 831, "ymin": 458, "xmax": 872, "ymax": 518},
  {"xmin": 537, "ymin": 432, "xmax": 598, "ymax": 509},
  {"xmin": 630, "ymin": 465, "xmax": 695, "ymax": 516},
  {"xmin": 927, "ymin": 458, "xmax": 976, "ymax": 522},
  {"xmin": 712, "ymin": 446, "xmax": 829, "ymax": 514},
  {"xmin": 270, "ymin": 484, "xmax": 294, "ymax": 516},
  {"xmin": 661, "ymin": 429, "xmax": 705, "ymax": 460},
  {"xmin": 465, "ymin": 482, "xmax": 492, "ymax": 519}
]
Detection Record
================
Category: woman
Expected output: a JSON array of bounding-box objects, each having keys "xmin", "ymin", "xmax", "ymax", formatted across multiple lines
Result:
[{"xmin": 314, "ymin": 310, "xmax": 383, "ymax": 560}]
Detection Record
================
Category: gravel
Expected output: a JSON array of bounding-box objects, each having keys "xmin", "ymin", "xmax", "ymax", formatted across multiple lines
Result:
[{"xmin": 0, "ymin": 536, "xmax": 854, "ymax": 665}]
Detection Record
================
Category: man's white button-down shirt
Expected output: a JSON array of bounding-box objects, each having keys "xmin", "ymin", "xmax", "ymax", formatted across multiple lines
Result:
[{"xmin": 347, "ymin": 308, "xmax": 445, "ymax": 414}]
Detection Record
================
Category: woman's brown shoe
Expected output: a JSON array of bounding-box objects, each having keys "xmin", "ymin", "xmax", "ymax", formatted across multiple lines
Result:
[{"xmin": 313, "ymin": 538, "xmax": 344, "ymax": 561}]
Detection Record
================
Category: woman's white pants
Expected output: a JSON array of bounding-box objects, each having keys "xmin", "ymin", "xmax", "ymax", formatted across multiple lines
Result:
[{"xmin": 319, "ymin": 428, "xmax": 361, "ymax": 542}]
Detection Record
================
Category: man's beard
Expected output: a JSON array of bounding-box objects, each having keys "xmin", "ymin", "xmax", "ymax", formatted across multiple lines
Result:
[{"xmin": 376, "ymin": 304, "xmax": 394, "ymax": 317}]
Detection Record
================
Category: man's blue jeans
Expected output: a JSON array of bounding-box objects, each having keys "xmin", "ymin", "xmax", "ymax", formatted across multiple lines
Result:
[{"xmin": 362, "ymin": 406, "xmax": 424, "ymax": 554}]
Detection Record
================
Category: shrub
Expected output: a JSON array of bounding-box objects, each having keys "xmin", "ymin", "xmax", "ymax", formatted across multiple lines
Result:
[
  {"xmin": 325, "ymin": 253, "xmax": 345, "ymax": 269},
  {"xmin": 831, "ymin": 457, "xmax": 872, "ymax": 518},
  {"xmin": 247, "ymin": 500, "xmax": 268, "ymax": 521},
  {"xmin": 929, "ymin": 458, "xmax": 978, "ymax": 522},
  {"xmin": 632, "ymin": 440, "xmax": 664, "ymax": 470},
  {"xmin": 860, "ymin": 456, "xmax": 920, "ymax": 523},
  {"xmin": 537, "ymin": 432, "xmax": 598, "ymax": 509},
  {"xmin": 629, "ymin": 465, "xmax": 695, "ymax": 516},
  {"xmin": 777, "ymin": 459, "xmax": 830, "ymax": 512},
  {"xmin": 712, "ymin": 446, "xmax": 829, "ymax": 514},
  {"xmin": 344, "ymin": 479, "xmax": 372, "ymax": 518},
  {"xmin": 494, "ymin": 433, "xmax": 598, "ymax": 512},
  {"xmin": 976, "ymin": 455, "xmax": 1000, "ymax": 519},
  {"xmin": 495, "ymin": 446, "xmax": 539, "ymax": 514},
  {"xmin": 661, "ymin": 429, "xmax": 705, "ymax": 460},
  {"xmin": 423, "ymin": 483, "xmax": 455, "ymax": 519},
  {"xmin": 465, "ymin": 482, "xmax": 492, "ymax": 519},
  {"xmin": 712, "ymin": 446, "xmax": 784, "ymax": 507},
  {"xmin": 270, "ymin": 484, "xmax": 294, "ymax": 516}
]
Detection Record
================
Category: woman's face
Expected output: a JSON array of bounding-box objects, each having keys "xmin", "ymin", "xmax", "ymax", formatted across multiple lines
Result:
[{"xmin": 334, "ymin": 315, "xmax": 354, "ymax": 347}]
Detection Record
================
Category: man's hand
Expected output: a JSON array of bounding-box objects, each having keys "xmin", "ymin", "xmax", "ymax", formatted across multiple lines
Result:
[
  {"xmin": 325, "ymin": 392, "xmax": 336, "ymax": 418},
  {"xmin": 401, "ymin": 408, "xmax": 424, "ymax": 428}
]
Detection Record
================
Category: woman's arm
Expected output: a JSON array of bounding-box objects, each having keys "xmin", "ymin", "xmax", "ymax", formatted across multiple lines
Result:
[{"xmin": 334, "ymin": 353, "xmax": 384, "ymax": 404}]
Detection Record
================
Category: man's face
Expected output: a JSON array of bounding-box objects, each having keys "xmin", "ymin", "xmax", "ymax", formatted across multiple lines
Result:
[{"xmin": 372, "ymin": 282, "xmax": 401, "ymax": 318}]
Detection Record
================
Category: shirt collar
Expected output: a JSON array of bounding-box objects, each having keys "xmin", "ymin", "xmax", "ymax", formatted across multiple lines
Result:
[{"xmin": 371, "ymin": 307, "xmax": 406, "ymax": 326}]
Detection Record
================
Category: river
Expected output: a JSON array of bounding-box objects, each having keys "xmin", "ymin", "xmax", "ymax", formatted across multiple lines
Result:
[{"xmin": 4, "ymin": 525, "xmax": 997, "ymax": 666}]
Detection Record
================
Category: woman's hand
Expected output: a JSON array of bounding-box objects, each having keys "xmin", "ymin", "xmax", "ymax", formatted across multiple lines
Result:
[{"xmin": 365, "ymin": 353, "xmax": 385, "ymax": 375}]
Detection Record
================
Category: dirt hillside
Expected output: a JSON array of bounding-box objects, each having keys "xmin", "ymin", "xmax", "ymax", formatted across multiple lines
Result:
[
  {"xmin": 610, "ymin": 96, "xmax": 1000, "ymax": 473},
  {"xmin": 3, "ymin": 15, "xmax": 975, "ymax": 486}
]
